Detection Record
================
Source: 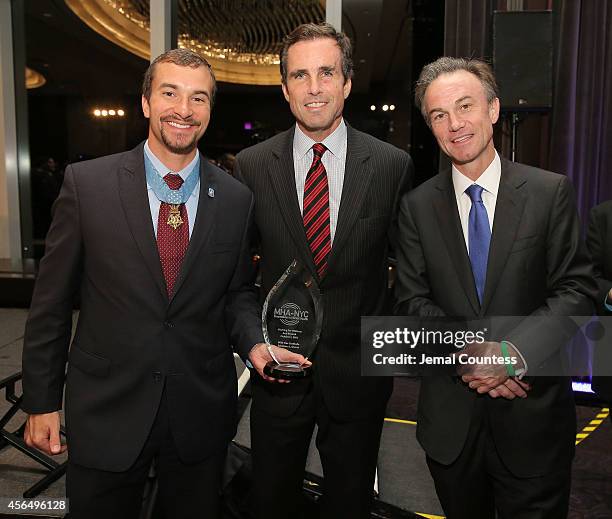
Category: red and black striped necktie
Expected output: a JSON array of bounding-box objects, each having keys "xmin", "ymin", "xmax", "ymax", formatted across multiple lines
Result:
[{"xmin": 303, "ymin": 143, "xmax": 331, "ymax": 278}]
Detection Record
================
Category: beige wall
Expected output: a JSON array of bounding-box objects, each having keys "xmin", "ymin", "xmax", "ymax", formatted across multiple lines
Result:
[{"xmin": 0, "ymin": 0, "xmax": 22, "ymax": 260}]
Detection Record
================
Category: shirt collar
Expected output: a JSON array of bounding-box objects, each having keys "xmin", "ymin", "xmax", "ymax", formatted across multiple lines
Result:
[
  {"xmin": 293, "ymin": 118, "xmax": 347, "ymax": 160},
  {"xmin": 452, "ymin": 150, "xmax": 501, "ymax": 199},
  {"xmin": 144, "ymin": 140, "xmax": 200, "ymax": 181}
]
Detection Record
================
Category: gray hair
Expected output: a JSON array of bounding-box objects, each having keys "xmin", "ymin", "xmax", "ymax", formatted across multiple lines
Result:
[{"xmin": 415, "ymin": 57, "xmax": 499, "ymax": 125}]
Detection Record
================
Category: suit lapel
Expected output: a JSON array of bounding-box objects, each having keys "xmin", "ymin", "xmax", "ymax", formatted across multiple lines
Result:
[
  {"xmin": 432, "ymin": 171, "xmax": 480, "ymax": 314},
  {"xmin": 117, "ymin": 143, "xmax": 167, "ymax": 301},
  {"xmin": 326, "ymin": 126, "xmax": 373, "ymax": 276},
  {"xmin": 481, "ymin": 160, "xmax": 527, "ymax": 313},
  {"xmin": 267, "ymin": 130, "xmax": 317, "ymax": 275},
  {"xmin": 170, "ymin": 159, "xmax": 217, "ymax": 301}
]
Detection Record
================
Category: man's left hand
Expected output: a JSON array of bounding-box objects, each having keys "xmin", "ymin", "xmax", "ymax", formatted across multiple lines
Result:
[{"xmin": 457, "ymin": 340, "xmax": 510, "ymax": 381}]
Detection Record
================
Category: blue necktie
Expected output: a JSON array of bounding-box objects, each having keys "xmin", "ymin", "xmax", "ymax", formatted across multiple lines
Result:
[{"xmin": 466, "ymin": 184, "xmax": 491, "ymax": 304}]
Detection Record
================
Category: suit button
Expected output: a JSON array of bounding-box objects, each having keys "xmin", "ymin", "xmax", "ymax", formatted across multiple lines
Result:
[
  {"xmin": 153, "ymin": 371, "xmax": 162, "ymax": 382},
  {"xmin": 164, "ymin": 321, "xmax": 174, "ymax": 328}
]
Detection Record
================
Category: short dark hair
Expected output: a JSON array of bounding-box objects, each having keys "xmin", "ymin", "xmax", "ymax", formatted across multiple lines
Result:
[
  {"xmin": 280, "ymin": 23, "xmax": 353, "ymax": 85},
  {"xmin": 142, "ymin": 48, "xmax": 217, "ymax": 106},
  {"xmin": 415, "ymin": 57, "xmax": 499, "ymax": 126}
]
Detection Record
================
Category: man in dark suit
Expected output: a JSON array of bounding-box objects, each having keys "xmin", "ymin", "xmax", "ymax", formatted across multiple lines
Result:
[
  {"xmin": 235, "ymin": 23, "xmax": 413, "ymax": 519},
  {"xmin": 586, "ymin": 201, "xmax": 612, "ymax": 404},
  {"xmin": 394, "ymin": 57, "xmax": 594, "ymax": 518},
  {"xmin": 21, "ymin": 49, "xmax": 263, "ymax": 519}
]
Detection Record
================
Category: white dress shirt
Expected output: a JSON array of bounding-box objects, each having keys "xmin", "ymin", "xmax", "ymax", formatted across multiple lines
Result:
[
  {"xmin": 292, "ymin": 119, "xmax": 347, "ymax": 244},
  {"xmin": 451, "ymin": 151, "xmax": 527, "ymax": 375},
  {"xmin": 452, "ymin": 151, "xmax": 501, "ymax": 253}
]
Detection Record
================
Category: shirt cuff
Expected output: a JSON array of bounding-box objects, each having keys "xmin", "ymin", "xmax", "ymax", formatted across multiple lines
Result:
[
  {"xmin": 504, "ymin": 341, "xmax": 528, "ymax": 378},
  {"xmin": 245, "ymin": 343, "xmax": 263, "ymax": 369}
]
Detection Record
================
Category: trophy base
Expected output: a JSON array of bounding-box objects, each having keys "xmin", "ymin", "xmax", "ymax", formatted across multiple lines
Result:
[{"xmin": 264, "ymin": 361, "xmax": 311, "ymax": 380}]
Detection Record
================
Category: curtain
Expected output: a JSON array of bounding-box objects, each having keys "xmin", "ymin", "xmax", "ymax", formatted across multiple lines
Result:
[
  {"xmin": 444, "ymin": 0, "xmax": 494, "ymax": 58},
  {"xmin": 550, "ymin": 0, "xmax": 612, "ymax": 218}
]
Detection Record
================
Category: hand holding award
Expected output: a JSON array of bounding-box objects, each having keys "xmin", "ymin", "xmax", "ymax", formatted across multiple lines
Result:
[{"xmin": 261, "ymin": 260, "xmax": 323, "ymax": 380}]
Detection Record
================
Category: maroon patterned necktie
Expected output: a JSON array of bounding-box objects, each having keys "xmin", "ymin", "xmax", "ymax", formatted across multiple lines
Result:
[
  {"xmin": 303, "ymin": 143, "xmax": 331, "ymax": 278},
  {"xmin": 157, "ymin": 173, "xmax": 189, "ymax": 296}
]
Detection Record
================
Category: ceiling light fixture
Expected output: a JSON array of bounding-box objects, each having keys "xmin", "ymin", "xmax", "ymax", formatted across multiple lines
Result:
[
  {"xmin": 93, "ymin": 108, "xmax": 126, "ymax": 118},
  {"xmin": 65, "ymin": 0, "xmax": 326, "ymax": 86}
]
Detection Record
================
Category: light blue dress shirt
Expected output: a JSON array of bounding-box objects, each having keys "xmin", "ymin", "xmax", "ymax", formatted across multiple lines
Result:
[{"xmin": 144, "ymin": 140, "xmax": 200, "ymax": 239}]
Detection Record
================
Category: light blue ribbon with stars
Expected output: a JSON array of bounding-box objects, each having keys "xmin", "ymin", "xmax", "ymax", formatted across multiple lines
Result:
[{"xmin": 144, "ymin": 153, "xmax": 200, "ymax": 204}]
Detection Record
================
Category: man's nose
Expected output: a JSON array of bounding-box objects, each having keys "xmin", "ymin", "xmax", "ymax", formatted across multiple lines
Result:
[
  {"xmin": 448, "ymin": 112, "xmax": 465, "ymax": 131},
  {"xmin": 308, "ymin": 77, "xmax": 321, "ymax": 95},
  {"xmin": 174, "ymin": 97, "xmax": 192, "ymax": 118}
]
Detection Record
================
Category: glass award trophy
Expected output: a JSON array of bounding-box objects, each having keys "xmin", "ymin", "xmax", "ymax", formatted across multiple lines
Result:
[{"xmin": 262, "ymin": 259, "xmax": 323, "ymax": 379}]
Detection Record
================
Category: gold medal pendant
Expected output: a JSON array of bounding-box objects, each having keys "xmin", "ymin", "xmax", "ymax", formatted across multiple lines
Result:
[{"xmin": 167, "ymin": 204, "xmax": 184, "ymax": 230}]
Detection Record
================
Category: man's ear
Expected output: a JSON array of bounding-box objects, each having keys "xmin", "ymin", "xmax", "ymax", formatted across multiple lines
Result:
[
  {"xmin": 343, "ymin": 78, "xmax": 352, "ymax": 99},
  {"xmin": 489, "ymin": 97, "xmax": 500, "ymax": 125},
  {"xmin": 281, "ymin": 82, "xmax": 290, "ymax": 103},
  {"xmin": 142, "ymin": 95, "xmax": 150, "ymax": 119}
]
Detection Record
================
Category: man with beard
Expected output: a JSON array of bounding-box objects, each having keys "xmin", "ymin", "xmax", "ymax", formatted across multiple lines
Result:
[
  {"xmin": 235, "ymin": 23, "xmax": 413, "ymax": 519},
  {"xmin": 21, "ymin": 49, "xmax": 264, "ymax": 518}
]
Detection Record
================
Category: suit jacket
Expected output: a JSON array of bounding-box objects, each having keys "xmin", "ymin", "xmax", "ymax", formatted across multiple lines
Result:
[
  {"xmin": 394, "ymin": 158, "xmax": 595, "ymax": 477},
  {"xmin": 235, "ymin": 124, "xmax": 413, "ymax": 420},
  {"xmin": 586, "ymin": 200, "xmax": 612, "ymax": 400},
  {"xmin": 21, "ymin": 142, "xmax": 262, "ymax": 471}
]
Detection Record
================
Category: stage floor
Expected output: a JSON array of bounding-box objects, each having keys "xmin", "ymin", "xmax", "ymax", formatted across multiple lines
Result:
[{"xmin": 1, "ymin": 309, "xmax": 611, "ymax": 518}]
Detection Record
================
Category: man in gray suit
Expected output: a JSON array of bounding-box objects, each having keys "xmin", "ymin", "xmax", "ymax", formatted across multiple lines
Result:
[
  {"xmin": 22, "ymin": 49, "xmax": 264, "ymax": 518},
  {"xmin": 235, "ymin": 22, "xmax": 413, "ymax": 519},
  {"xmin": 394, "ymin": 57, "xmax": 594, "ymax": 518}
]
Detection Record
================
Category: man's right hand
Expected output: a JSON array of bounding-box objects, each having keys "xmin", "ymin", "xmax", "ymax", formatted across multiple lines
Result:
[
  {"xmin": 248, "ymin": 343, "xmax": 312, "ymax": 383},
  {"xmin": 488, "ymin": 377, "xmax": 532, "ymax": 400},
  {"xmin": 24, "ymin": 411, "xmax": 67, "ymax": 455}
]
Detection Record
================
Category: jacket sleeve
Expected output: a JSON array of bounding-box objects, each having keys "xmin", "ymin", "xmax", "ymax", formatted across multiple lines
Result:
[
  {"xmin": 22, "ymin": 165, "xmax": 83, "ymax": 414},
  {"xmin": 505, "ymin": 176, "xmax": 596, "ymax": 371},
  {"xmin": 586, "ymin": 204, "xmax": 612, "ymax": 315},
  {"xmin": 224, "ymin": 192, "xmax": 265, "ymax": 361},
  {"xmin": 394, "ymin": 192, "xmax": 447, "ymax": 318}
]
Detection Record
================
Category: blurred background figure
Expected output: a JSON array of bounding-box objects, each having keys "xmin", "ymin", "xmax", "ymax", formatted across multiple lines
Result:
[
  {"xmin": 218, "ymin": 152, "xmax": 236, "ymax": 176},
  {"xmin": 586, "ymin": 201, "xmax": 612, "ymax": 416},
  {"xmin": 31, "ymin": 156, "xmax": 62, "ymax": 239}
]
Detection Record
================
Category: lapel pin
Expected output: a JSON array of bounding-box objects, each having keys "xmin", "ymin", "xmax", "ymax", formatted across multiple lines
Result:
[{"xmin": 208, "ymin": 187, "xmax": 215, "ymax": 198}]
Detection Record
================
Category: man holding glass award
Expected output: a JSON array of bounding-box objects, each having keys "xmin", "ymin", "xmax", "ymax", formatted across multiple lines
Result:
[{"xmin": 236, "ymin": 23, "xmax": 413, "ymax": 519}]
